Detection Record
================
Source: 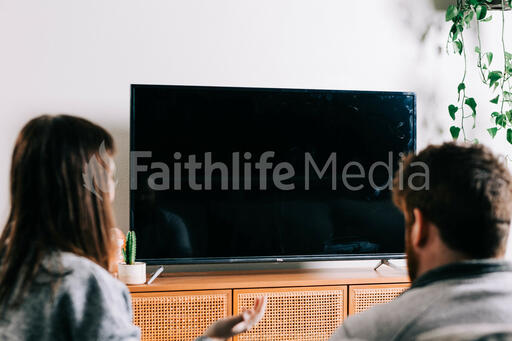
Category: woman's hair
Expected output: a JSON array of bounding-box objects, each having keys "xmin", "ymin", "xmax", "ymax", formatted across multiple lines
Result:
[{"xmin": 0, "ymin": 114, "xmax": 117, "ymax": 307}]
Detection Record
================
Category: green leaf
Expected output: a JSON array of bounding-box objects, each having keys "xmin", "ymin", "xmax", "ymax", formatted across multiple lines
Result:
[
  {"xmin": 450, "ymin": 25, "xmax": 458, "ymax": 40},
  {"xmin": 450, "ymin": 24, "xmax": 463, "ymax": 40},
  {"xmin": 453, "ymin": 40, "xmax": 463, "ymax": 55},
  {"xmin": 476, "ymin": 5, "xmax": 487, "ymax": 21},
  {"xmin": 465, "ymin": 97, "xmax": 477, "ymax": 116},
  {"xmin": 490, "ymin": 95, "xmax": 499, "ymax": 104},
  {"xmin": 507, "ymin": 110, "xmax": 512, "ymax": 122},
  {"xmin": 496, "ymin": 114, "xmax": 507, "ymax": 128},
  {"xmin": 457, "ymin": 83, "xmax": 465, "ymax": 100},
  {"xmin": 492, "ymin": 111, "xmax": 500, "ymax": 118},
  {"xmin": 458, "ymin": 82, "xmax": 466, "ymax": 93},
  {"xmin": 475, "ymin": 46, "xmax": 481, "ymax": 54},
  {"xmin": 487, "ymin": 127, "xmax": 498, "ymax": 138},
  {"xmin": 450, "ymin": 126, "xmax": 461, "ymax": 139},
  {"xmin": 507, "ymin": 129, "xmax": 512, "ymax": 145},
  {"xmin": 464, "ymin": 10, "xmax": 474, "ymax": 25},
  {"xmin": 446, "ymin": 5, "xmax": 459, "ymax": 21},
  {"xmin": 505, "ymin": 51, "xmax": 512, "ymax": 62},
  {"xmin": 449, "ymin": 105, "xmax": 458, "ymax": 120},
  {"xmin": 485, "ymin": 52, "xmax": 493, "ymax": 66},
  {"xmin": 480, "ymin": 15, "xmax": 492, "ymax": 22},
  {"xmin": 504, "ymin": 91, "xmax": 512, "ymax": 102},
  {"xmin": 488, "ymin": 71, "xmax": 502, "ymax": 88}
]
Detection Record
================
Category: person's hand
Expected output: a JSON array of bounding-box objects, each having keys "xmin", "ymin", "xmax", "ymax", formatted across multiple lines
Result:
[
  {"xmin": 202, "ymin": 296, "xmax": 267, "ymax": 340},
  {"xmin": 109, "ymin": 227, "xmax": 126, "ymax": 274}
]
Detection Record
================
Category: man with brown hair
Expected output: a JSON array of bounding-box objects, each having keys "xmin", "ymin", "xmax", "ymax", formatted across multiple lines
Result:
[{"xmin": 330, "ymin": 143, "xmax": 512, "ymax": 340}]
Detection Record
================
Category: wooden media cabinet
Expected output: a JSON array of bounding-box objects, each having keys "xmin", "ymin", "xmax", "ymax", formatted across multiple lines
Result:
[{"xmin": 128, "ymin": 267, "xmax": 410, "ymax": 341}]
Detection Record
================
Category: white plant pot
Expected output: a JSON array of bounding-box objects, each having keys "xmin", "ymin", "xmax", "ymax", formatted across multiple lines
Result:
[{"xmin": 118, "ymin": 262, "xmax": 146, "ymax": 285}]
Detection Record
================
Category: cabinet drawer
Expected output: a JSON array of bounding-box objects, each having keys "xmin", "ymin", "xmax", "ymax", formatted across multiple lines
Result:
[
  {"xmin": 234, "ymin": 286, "xmax": 347, "ymax": 341},
  {"xmin": 131, "ymin": 290, "xmax": 231, "ymax": 341},
  {"xmin": 348, "ymin": 283, "xmax": 409, "ymax": 315}
]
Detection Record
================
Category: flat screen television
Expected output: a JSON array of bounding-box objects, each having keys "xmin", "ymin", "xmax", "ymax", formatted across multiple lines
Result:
[{"xmin": 130, "ymin": 85, "xmax": 416, "ymax": 264}]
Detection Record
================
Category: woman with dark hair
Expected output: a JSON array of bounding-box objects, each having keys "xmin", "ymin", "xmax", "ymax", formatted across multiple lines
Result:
[{"xmin": 0, "ymin": 115, "xmax": 265, "ymax": 341}]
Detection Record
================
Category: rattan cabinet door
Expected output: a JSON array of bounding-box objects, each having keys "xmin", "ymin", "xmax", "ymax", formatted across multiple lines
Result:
[
  {"xmin": 348, "ymin": 283, "xmax": 409, "ymax": 315},
  {"xmin": 233, "ymin": 286, "xmax": 347, "ymax": 341},
  {"xmin": 131, "ymin": 290, "xmax": 231, "ymax": 341}
]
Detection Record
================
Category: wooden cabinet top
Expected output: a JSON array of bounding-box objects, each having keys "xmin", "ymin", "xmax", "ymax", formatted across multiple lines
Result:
[{"xmin": 128, "ymin": 267, "xmax": 409, "ymax": 293}]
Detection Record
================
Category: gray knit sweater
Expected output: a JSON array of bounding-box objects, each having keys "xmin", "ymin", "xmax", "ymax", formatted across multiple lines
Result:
[
  {"xmin": 0, "ymin": 252, "xmax": 141, "ymax": 341},
  {"xmin": 330, "ymin": 259, "xmax": 512, "ymax": 341}
]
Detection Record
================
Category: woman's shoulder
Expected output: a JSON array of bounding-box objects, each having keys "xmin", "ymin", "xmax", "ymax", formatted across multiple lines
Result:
[
  {"xmin": 58, "ymin": 252, "xmax": 126, "ymax": 289},
  {"xmin": 52, "ymin": 251, "xmax": 130, "ymax": 303}
]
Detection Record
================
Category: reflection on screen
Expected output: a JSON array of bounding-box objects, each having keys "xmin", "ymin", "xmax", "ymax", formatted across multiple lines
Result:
[{"xmin": 131, "ymin": 85, "xmax": 415, "ymax": 262}]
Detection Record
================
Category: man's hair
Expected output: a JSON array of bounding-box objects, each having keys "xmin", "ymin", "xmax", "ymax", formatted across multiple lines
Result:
[{"xmin": 393, "ymin": 142, "xmax": 512, "ymax": 258}]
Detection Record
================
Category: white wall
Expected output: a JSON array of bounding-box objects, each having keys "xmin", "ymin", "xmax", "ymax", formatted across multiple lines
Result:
[{"xmin": 1, "ymin": 0, "xmax": 511, "ymax": 269}]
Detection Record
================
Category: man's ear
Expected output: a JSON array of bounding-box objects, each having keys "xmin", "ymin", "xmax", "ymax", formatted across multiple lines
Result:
[{"xmin": 411, "ymin": 208, "xmax": 430, "ymax": 248}]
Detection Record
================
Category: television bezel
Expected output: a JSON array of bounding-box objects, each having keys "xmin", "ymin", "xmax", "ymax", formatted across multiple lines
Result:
[{"xmin": 130, "ymin": 84, "xmax": 416, "ymax": 265}]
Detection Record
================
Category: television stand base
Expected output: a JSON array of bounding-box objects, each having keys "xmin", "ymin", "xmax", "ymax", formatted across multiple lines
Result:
[{"xmin": 374, "ymin": 258, "xmax": 399, "ymax": 271}]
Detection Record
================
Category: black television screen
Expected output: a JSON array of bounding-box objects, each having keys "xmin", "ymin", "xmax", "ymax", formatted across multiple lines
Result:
[{"xmin": 130, "ymin": 85, "xmax": 416, "ymax": 264}]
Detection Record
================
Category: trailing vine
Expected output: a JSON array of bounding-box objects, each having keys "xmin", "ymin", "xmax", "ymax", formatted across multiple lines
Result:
[{"xmin": 446, "ymin": 0, "xmax": 512, "ymax": 144}]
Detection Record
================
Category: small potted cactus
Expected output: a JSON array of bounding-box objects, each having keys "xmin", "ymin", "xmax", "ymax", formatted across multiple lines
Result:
[{"xmin": 117, "ymin": 231, "xmax": 146, "ymax": 285}]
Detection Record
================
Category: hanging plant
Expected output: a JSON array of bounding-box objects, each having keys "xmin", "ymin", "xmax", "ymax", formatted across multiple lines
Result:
[{"xmin": 446, "ymin": 0, "xmax": 512, "ymax": 144}]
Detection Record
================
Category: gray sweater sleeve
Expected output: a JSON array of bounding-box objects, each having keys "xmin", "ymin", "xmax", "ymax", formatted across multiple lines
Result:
[{"xmin": 51, "ymin": 266, "xmax": 141, "ymax": 341}]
